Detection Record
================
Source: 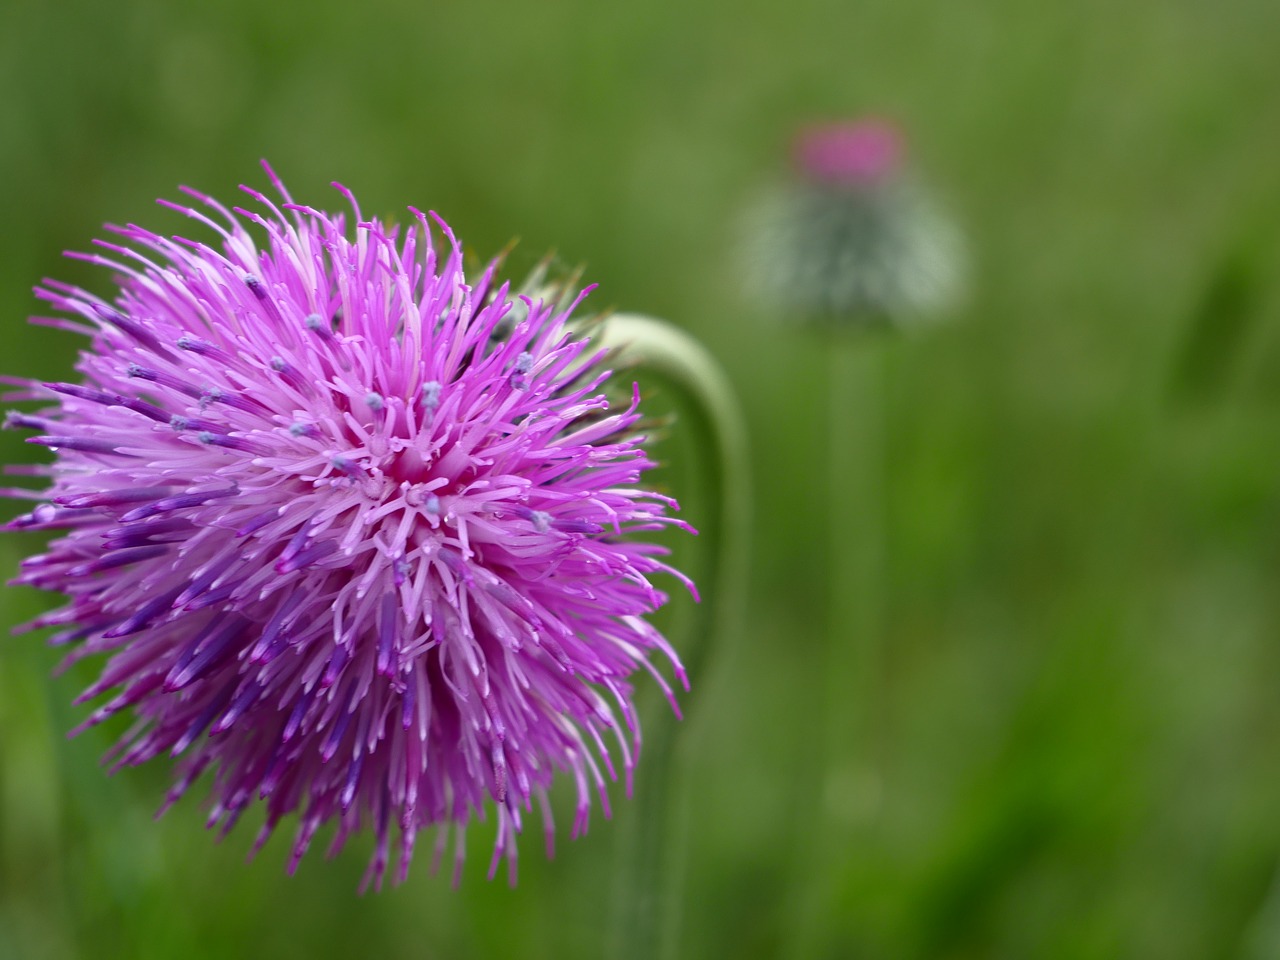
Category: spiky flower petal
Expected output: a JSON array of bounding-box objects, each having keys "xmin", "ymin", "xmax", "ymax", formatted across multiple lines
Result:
[{"xmin": 2, "ymin": 164, "xmax": 693, "ymax": 889}]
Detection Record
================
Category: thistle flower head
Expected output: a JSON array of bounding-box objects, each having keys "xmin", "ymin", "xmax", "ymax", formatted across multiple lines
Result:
[
  {"xmin": 743, "ymin": 118, "xmax": 965, "ymax": 326},
  {"xmin": 792, "ymin": 118, "xmax": 904, "ymax": 187},
  {"xmin": 2, "ymin": 163, "xmax": 693, "ymax": 889}
]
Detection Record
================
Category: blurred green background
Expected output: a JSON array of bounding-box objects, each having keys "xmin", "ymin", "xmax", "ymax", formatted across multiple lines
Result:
[{"xmin": 3, "ymin": 0, "xmax": 1280, "ymax": 957}]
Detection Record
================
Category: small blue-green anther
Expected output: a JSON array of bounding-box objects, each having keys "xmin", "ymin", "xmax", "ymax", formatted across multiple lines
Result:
[
  {"xmin": 422, "ymin": 380, "xmax": 441, "ymax": 410},
  {"xmin": 331, "ymin": 456, "xmax": 364, "ymax": 479}
]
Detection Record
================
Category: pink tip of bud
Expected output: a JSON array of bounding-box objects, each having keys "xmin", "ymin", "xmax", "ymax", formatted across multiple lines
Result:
[{"xmin": 792, "ymin": 118, "xmax": 905, "ymax": 185}]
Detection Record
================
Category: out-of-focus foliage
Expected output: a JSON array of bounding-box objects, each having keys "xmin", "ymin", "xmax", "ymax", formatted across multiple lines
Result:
[{"xmin": 2, "ymin": 0, "xmax": 1279, "ymax": 958}]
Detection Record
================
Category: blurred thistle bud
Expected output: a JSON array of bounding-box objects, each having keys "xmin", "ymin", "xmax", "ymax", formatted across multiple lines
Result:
[{"xmin": 741, "ymin": 118, "xmax": 965, "ymax": 328}]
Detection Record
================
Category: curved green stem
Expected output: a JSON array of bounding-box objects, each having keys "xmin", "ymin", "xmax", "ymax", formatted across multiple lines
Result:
[{"xmin": 599, "ymin": 314, "xmax": 750, "ymax": 960}]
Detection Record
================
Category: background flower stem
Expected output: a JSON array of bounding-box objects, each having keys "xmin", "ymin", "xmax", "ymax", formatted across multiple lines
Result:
[
  {"xmin": 599, "ymin": 315, "xmax": 750, "ymax": 960},
  {"xmin": 790, "ymin": 332, "xmax": 892, "ymax": 957}
]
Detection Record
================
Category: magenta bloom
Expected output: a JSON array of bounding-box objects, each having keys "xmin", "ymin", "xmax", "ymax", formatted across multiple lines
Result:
[
  {"xmin": 792, "ymin": 119, "xmax": 904, "ymax": 187},
  {"xmin": 2, "ymin": 164, "xmax": 692, "ymax": 889},
  {"xmin": 743, "ymin": 117, "xmax": 965, "ymax": 325}
]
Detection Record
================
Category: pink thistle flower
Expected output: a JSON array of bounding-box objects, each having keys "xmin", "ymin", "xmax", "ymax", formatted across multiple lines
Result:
[
  {"xmin": 2, "ymin": 163, "xmax": 694, "ymax": 890},
  {"xmin": 792, "ymin": 118, "xmax": 905, "ymax": 187},
  {"xmin": 743, "ymin": 117, "xmax": 965, "ymax": 325}
]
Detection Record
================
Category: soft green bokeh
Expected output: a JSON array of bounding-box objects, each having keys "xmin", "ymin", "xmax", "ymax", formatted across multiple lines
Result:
[{"xmin": 2, "ymin": 0, "xmax": 1279, "ymax": 958}]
